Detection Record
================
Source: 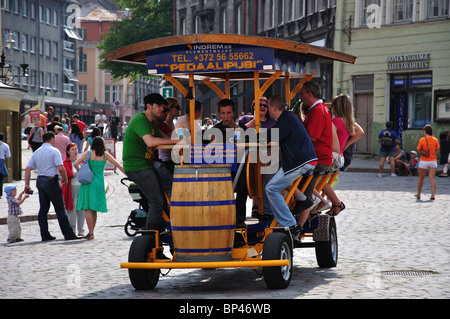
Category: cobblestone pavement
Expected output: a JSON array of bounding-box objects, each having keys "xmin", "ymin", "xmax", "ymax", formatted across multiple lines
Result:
[{"xmin": 1, "ymin": 142, "xmax": 449, "ymax": 299}]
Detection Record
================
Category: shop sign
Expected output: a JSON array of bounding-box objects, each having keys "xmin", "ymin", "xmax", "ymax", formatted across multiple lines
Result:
[
  {"xmin": 146, "ymin": 43, "xmax": 274, "ymax": 74},
  {"xmin": 386, "ymin": 53, "xmax": 430, "ymax": 70}
]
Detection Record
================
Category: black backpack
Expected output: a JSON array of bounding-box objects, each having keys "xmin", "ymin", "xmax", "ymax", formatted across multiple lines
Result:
[{"xmin": 380, "ymin": 130, "xmax": 394, "ymax": 148}]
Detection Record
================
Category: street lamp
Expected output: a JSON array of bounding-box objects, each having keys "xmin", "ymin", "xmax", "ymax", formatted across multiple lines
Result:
[{"xmin": 0, "ymin": 32, "xmax": 28, "ymax": 85}]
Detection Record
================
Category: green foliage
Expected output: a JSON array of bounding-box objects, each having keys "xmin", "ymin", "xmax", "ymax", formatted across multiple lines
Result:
[{"xmin": 98, "ymin": 0, "xmax": 173, "ymax": 81}]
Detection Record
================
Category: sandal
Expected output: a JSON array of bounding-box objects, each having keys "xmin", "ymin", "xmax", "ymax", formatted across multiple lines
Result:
[
  {"xmin": 328, "ymin": 201, "xmax": 345, "ymax": 216},
  {"xmin": 414, "ymin": 194, "xmax": 421, "ymax": 200},
  {"xmin": 84, "ymin": 233, "xmax": 95, "ymax": 240}
]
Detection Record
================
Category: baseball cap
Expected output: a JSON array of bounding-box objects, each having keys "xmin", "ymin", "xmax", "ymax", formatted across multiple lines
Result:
[
  {"xmin": 411, "ymin": 150, "xmax": 417, "ymax": 155},
  {"xmin": 4, "ymin": 185, "xmax": 17, "ymax": 198},
  {"xmin": 144, "ymin": 93, "xmax": 168, "ymax": 106}
]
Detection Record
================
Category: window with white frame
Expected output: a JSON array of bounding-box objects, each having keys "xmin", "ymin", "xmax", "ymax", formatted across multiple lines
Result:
[
  {"xmin": 21, "ymin": 34, "xmax": 28, "ymax": 52},
  {"xmin": 29, "ymin": 36, "xmax": 36, "ymax": 53},
  {"xmin": 79, "ymin": 85, "xmax": 87, "ymax": 102},
  {"xmin": 21, "ymin": 0, "xmax": 28, "ymax": 17},
  {"xmin": 234, "ymin": 5, "xmax": 242, "ymax": 34},
  {"xmin": 428, "ymin": 0, "xmax": 449, "ymax": 18},
  {"xmin": 53, "ymin": 74, "xmax": 58, "ymax": 90},
  {"xmin": 277, "ymin": 0, "xmax": 284, "ymax": 26},
  {"xmin": 394, "ymin": 0, "xmax": 414, "ymax": 22}
]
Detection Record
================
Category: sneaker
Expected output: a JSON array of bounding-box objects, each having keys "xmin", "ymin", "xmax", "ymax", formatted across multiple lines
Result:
[
  {"xmin": 377, "ymin": 173, "xmax": 383, "ymax": 178},
  {"xmin": 289, "ymin": 223, "xmax": 303, "ymax": 240},
  {"xmin": 438, "ymin": 173, "xmax": 448, "ymax": 177},
  {"xmin": 292, "ymin": 198, "xmax": 314, "ymax": 215},
  {"xmin": 391, "ymin": 173, "xmax": 397, "ymax": 177}
]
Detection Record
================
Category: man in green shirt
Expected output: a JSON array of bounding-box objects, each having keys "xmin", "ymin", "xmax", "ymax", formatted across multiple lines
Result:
[{"xmin": 123, "ymin": 93, "xmax": 179, "ymax": 231}]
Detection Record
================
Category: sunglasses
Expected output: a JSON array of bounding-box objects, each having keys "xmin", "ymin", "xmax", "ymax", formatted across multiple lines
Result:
[{"xmin": 162, "ymin": 108, "xmax": 170, "ymax": 113}]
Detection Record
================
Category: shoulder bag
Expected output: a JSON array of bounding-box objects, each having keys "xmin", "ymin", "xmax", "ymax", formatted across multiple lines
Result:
[
  {"xmin": 77, "ymin": 151, "xmax": 93, "ymax": 184},
  {"xmin": 419, "ymin": 137, "xmax": 430, "ymax": 157}
]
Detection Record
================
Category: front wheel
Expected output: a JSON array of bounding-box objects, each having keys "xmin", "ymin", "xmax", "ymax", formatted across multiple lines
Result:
[
  {"xmin": 262, "ymin": 232, "xmax": 293, "ymax": 289},
  {"xmin": 128, "ymin": 235, "xmax": 160, "ymax": 290}
]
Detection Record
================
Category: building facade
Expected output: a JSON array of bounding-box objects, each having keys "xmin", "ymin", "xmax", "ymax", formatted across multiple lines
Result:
[
  {"xmin": 2, "ymin": 0, "xmax": 80, "ymax": 117},
  {"xmin": 174, "ymin": 0, "xmax": 338, "ymax": 117},
  {"xmin": 77, "ymin": 0, "xmax": 160, "ymax": 125},
  {"xmin": 334, "ymin": 0, "xmax": 450, "ymax": 156}
]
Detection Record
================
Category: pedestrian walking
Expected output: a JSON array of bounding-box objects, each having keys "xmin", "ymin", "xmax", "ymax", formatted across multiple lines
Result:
[
  {"xmin": 62, "ymin": 143, "xmax": 85, "ymax": 237},
  {"xmin": 5, "ymin": 185, "xmax": 28, "ymax": 243},
  {"xmin": 415, "ymin": 124, "xmax": 440, "ymax": 200},
  {"xmin": 74, "ymin": 136, "xmax": 125, "ymax": 240},
  {"xmin": 24, "ymin": 131, "xmax": 80, "ymax": 241},
  {"xmin": 377, "ymin": 121, "xmax": 399, "ymax": 177},
  {"xmin": 28, "ymin": 122, "xmax": 44, "ymax": 152}
]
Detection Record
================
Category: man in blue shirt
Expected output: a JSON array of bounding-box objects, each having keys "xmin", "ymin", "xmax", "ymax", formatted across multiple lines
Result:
[
  {"xmin": 265, "ymin": 95, "xmax": 318, "ymax": 239},
  {"xmin": 25, "ymin": 132, "xmax": 79, "ymax": 241},
  {"xmin": 377, "ymin": 121, "xmax": 399, "ymax": 177}
]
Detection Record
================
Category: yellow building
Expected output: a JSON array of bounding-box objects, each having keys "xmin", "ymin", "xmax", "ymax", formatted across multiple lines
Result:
[{"xmin": 334, "ymin": 0, "xmax": 450, "ymax": 160}]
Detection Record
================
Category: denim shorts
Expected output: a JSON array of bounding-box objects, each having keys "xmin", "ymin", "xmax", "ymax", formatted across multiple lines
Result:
[{"xmin": 379, "ymin": 150, "xmax": 396, "ymax": 157}]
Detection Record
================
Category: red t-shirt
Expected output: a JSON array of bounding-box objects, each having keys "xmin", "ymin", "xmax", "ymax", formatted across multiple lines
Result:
[
  {"xmin": 303, "ymin": 102, "xmax": 333, "ymax": 166},
  {"xmin": 73, "ymin": 120, "xmax": 86, "ymax": 136}
]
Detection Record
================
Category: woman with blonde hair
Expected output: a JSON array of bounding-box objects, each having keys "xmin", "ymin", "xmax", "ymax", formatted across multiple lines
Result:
[{"xmin": 315, "ymin": 94, "xmax": 364, "ymax": 215}]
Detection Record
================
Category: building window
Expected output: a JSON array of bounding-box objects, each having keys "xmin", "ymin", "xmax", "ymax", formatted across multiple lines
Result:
[
  {"xmin": 53, "ymin": 10, "xmax": 58, "ymax": 26},
  {"xmin": 79, "ymin": 53, "xmax": 87, "ymax": 72},
  {"xmin": 21, "ymin": 0, "xmax": 28, "ymax": 17},
  {"xmin": 105, "ymin": 85, "xmax": 111, "ymax": 103},
  {"xmin": 44, "ymin": 40, "xmax": 50, "ymax": 57},
  {"xmin": 428, "ymin": 0, "xmax": 449, "ymax": 18},
  {"xmin": 234, "ymin": 5, "xmax": 242, "ymax": 34},
  {"xmin": 394, "ymin": 0, "xmax": 414, "ymax": 22},
  {"xmin": 390, "ymin": 72, "xmax": 432, "ymax": 130},
  {"xmin": 21, "ymin": 34, "xmax": 28, "ymax": 51},
  {"xmin": 53, "ymin": 74, "xmax": 58, "ymax": 91},
  {"xmin": 52, "ymin": 42, "xmax": 58, "ymax": 59},
  {"xmin": 29, "ymin": 36, "xmax": 36, "ymax": 53},
  {"xmin": 30, "ymin": 2, "xmax": 36, "ymax": 19},
  {"xmin": 220, "ymin": 8, "xmax": 227, "ymax": 33},
  {"xmin": 79, "ymin": 85, "xmax": 87, "ymax": 102},
  {"xmin": 277, "ymin": 0, "xmax": 284, "ymax": 26}
]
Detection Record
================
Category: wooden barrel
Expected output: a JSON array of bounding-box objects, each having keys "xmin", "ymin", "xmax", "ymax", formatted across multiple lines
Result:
[{"xmin": 170, "ymin": 165, "xmax": 236, "ymax": 262}]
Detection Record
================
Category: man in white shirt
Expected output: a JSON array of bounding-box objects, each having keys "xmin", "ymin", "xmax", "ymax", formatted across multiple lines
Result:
[
  {"xmin": 95, "ymin": 109, "xmax": 107, "ymax": 134},
  {"xmin": 25, "ymin": 131, "xmax": 79, "ymax": 241}
]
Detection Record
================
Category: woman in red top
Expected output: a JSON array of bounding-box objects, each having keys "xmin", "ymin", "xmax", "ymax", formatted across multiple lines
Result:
[
  {"xmin": 62, "ymin": 143, "xmax": 85, "ymax": 236},
  {"xmin": 415, "ymin": 124, "xmax": 440, "ymax": 200}
]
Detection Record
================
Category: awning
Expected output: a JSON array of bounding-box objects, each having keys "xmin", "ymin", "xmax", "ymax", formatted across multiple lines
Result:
[
  {"xmin": 64, "ymin": 27, "xmax": 82, "ymax": 41},
  {"xmin": 63, "ymin": 69, "xmax": 78, "ymax": 82}
]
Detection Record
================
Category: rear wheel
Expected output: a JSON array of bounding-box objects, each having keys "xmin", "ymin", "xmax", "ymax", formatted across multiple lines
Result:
[
  {"xmin": 315, "ymin": 217, "xmax": 338, "ymax": 267},
  {"xmin": 262, "ymin": 232, "xmax": 293, "ymax": 289},
  {"xmin": 128, "ymin": 235, "xmax": 160, "ymax": 290}
]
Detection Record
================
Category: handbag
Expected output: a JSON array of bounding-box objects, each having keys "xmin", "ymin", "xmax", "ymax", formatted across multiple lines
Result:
[
  {"xmin": 419, "ymin": 137, "xmax": 430, "ymax": 157},
  {"xmin": 77, "ymin": 151, "xmax": 93, "ymax": 184}
]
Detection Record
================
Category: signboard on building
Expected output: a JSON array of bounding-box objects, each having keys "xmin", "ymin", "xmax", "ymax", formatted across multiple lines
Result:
[
  {"xmin": 386, "ymin": 53, "xmax": 430, "ymax": 71},
  {"xmin": 146, "ymin": 43, "xmax": 274, "ymax": 74}
]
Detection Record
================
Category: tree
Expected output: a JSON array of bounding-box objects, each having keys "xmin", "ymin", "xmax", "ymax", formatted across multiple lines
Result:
[{"xmin": 98, "ymin": 0, "xmax": 173, "ymax": 81}]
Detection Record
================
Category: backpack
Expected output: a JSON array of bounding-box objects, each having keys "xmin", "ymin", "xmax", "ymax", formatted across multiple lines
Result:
[{"xmin": 380, "ymin": 130, "xmax": 394, "ymax": 148}]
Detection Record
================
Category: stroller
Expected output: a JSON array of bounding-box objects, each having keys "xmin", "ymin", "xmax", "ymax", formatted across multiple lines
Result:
[{"xmin": 121, "ymin": 178, "xmax": 149, "ymax": 237}]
